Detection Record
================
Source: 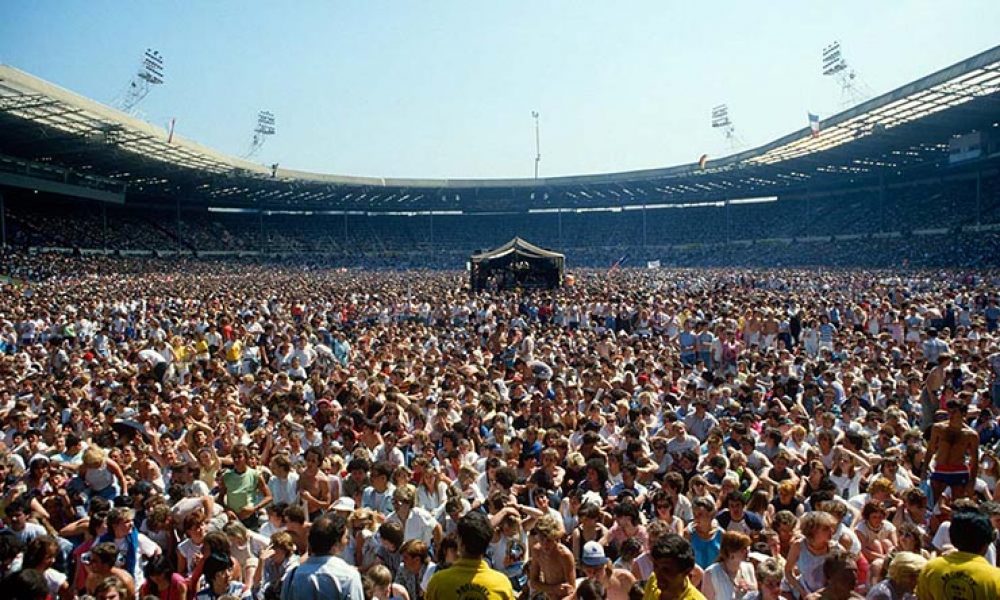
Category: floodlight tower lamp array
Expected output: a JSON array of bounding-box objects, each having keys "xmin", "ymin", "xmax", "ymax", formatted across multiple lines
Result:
[{"xmin": 118, "ymin": 48, "xmax": 165, "ymax": 114}]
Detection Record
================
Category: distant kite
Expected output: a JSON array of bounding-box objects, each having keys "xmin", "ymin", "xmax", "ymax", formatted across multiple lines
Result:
[{"xmin": 698, "ymin": 154, "xmax": 708, "ymax": 170}]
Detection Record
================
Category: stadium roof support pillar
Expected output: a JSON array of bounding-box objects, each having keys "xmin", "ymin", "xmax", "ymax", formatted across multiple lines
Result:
[
  {"xmin": 0, "ymin": 191, "xmax": 5, "ymax": 250},
  {"xmin": 725, "ymin": 201, "xmax": 732, "ymax": 245},
  {"xmin": 977, "ymin": 170, "xmax": 982, "ymax": 228},
  {"xmin": 176, "ymin": 197, "xmax": 182, "ymax": 253},
  {"xmin": 805, "ymin": 194, "xmax": 811, "ymax": 238},
  {"xmin": 879, "ymin": 173, "xmax": 886, "ymax": 234},
  {"xmin": 558, "ymin": 209, "xmax": 563, "ymax": 249},
  {"xmin": 642, "ymin": 205, "xmax": 647, "ymax": 249},
  {"xmin": 260, "ymin": 208, "xmax": 266, "ymax": 255}
]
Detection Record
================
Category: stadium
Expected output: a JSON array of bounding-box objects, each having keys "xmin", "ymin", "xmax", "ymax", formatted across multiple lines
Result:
[
  {"xmin": 1, "ymin": 45, "xmax": 999, "ymax": 269},
  {"xmin": 5, "ymin": 7, "xmax": 1000, "ymax": 600}
]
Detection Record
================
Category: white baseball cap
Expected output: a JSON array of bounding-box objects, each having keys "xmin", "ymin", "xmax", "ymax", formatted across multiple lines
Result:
[{"xmin": 581, "ymin": 541, "xmax": 609, "ymax": 567}]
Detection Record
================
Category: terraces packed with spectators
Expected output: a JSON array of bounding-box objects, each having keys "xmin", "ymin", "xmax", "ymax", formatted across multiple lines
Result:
[{"xmin": 3, "ymin": 172, "xmax": 999, "ymax": 269}]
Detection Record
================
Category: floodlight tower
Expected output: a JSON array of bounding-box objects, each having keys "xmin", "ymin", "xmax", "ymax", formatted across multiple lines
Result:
[
  {"xmin": 243, "ymin": 111, "xmax": 276, "ymax": 159},
  {"xmin": 118, "ymin": 49, "xmax": 165, "ymax": 114},
  {"xmin": 822, "ymin": 42, "xmax": 869, "ymax": 107},
  {"xmin": 532, "ymin": 111, "xmax": 541, "ymax": 179},
  {"xmin": 711, "ymin": 104, "xmax": 740, "ymax": 151}
]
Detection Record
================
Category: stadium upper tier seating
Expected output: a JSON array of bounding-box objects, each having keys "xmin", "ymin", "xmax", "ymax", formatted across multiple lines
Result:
[{"xmin": 5, "ymin": 171, "xmax": 999, "ymax": 269}]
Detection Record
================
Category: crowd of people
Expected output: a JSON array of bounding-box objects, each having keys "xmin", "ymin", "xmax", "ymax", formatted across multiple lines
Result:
[
  {"xmin": 2, "ymin": 252, "xmax": 1000, "ymax": 600},
  {"xmin": 6, "ymin": 168, "xmax": 1000, "ymax": 271}
]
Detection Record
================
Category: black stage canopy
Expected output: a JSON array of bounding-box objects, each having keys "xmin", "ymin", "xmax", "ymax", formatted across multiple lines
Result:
[{"xmin": 470, "ymin": 237, "xmax": 564, "ymax": 291}]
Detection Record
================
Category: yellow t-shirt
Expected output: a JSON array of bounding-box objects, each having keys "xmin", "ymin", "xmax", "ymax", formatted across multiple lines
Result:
[
  {"xmin": 643, "ymin": 574, "xmax": 706, "ymax": 600},
  {"xmin": 173, "ymin": 344, "xmax": 189, "ymax": 363},
  {"xmin": 916, "ymin": 552, "xmax": 1000, "ymax": 600},
  {"xmin": 425, "ymin": 558, "xmax": 516, "ymax": 600},
  {"xmin": 225, "ymin": 340, "xmax": 243, "ymax": 362}
]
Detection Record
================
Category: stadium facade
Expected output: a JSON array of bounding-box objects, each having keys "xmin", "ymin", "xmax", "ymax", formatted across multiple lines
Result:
[{"xmin": 0, "ymin": 46, "xmax": 998, "ymax": 267}]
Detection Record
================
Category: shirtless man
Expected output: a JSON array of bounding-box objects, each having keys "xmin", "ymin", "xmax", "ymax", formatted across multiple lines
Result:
[
  {"xmin": 924, "ymin": 399, "xmax": 979, "ymax": 506},
  {"xmin": 299, "ymin": 447, "xmax": 331, "ymax": 520},
  {"xmin": 529, "ymin": 515, "xmax": 576, "ymax": 600},
  {"xmin": 578, "ymin": 541, "xmax": 636, "ymax": 600},
  {"xmin": 85, "ymin": 542, "xmax": 136, "ymax": 599},
  {"xmin": 762, "ymin": 310, "xmax": 780, "ymax": 352}
]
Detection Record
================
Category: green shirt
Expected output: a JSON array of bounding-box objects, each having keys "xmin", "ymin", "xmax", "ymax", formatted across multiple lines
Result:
[{"xmin": 222, "ymin": 467, "xmax": 258, "ymax": 512}]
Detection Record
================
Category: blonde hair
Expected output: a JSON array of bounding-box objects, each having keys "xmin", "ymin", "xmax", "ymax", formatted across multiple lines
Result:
[
  {"xmin": 367, "ymin": 564, "xmax": 392, "ymax": 587},
  {"xmin": 270, "ymin": 531, "xmax": 296, "ymax": 554},
  {"xmin": 82, "ymin": 446, "xmax": 106, "ymax": 468},
  {"xmin": 533, "ymin": 514, "xmax": 563, "ymax": 540},
  {"xmin": 887, "ymin": 551, "xmax": 928, "ymax": 581},
  {"xmin": 566, "ymin": 452, "xmax": 586, "ymax": 470},
  {"xmin": 349, "ymin": 508, "xmax": 377, "ymax": 531},
  {"xmin": 868, "ymin": 478, "xmax": 894, "ymax": 496},
  {"xmin": 393, "ymin": 485, "xmax": 416, "ymax": 505}
]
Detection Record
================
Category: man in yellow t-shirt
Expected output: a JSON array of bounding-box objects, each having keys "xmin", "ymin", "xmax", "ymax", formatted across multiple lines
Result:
[
  {"xmin": 426, "ymin": 511, "xmax": 515, "ymax": 600},
  {"xmin": 917, "ymin": 508, "xmax": 1000, "ymax": 599},
  {"xmin": 643, "ymin": 534, "xmax": 706, "ymax": 600}
]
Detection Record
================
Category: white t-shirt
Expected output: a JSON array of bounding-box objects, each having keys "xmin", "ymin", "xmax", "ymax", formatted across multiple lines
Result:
[
  {"xmin": 932, "ymin": 521, "xmax": 997, "ymax": 565},
  {"xmin": 268, "ymin": 472, "xmax": 300, "ymax": 506},
  {"xmin": 703, "ymin": 561, "xmax": 757, "ymax": 600},
  {"xmin": 116, "ymin": 531, "xmax": 161, "ymax": 587},
  {"xmin": 389, "ymin": 507, "xmax": 438, "ymax": 546},
  {"xmin": 177, "ymin": 539, "xmax": 203, "ymax": 576}
]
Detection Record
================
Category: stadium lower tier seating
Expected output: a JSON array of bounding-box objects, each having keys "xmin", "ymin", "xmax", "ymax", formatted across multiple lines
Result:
[{"xmin": 4, "ymin": 171, "xmax": 999, "ymax": 269}]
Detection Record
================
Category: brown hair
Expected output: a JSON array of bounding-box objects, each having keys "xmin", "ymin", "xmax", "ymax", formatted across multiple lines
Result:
[
  {"xmin": 799, "ymin": 511, "xmax": 838, "ymax": 539},
  {"xmin": 718, "ymin": 530, "xmax": 752, "ymax": 561}
]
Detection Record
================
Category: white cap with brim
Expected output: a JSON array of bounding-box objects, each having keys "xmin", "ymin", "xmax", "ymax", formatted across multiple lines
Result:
[{"xmin": 581, "ymin": 541, "xmax": 609, "ymax": 567}]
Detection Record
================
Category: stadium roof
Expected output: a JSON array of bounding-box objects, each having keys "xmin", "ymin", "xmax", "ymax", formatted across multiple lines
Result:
[{"xmin": 1, "ymin": 45, "xmax": 999, "ymax": 213}]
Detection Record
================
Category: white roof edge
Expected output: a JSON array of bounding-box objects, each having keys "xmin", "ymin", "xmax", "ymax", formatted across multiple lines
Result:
[{"xmin": 3, "ymin": 43, "xmax": 999, "ymax": 190}]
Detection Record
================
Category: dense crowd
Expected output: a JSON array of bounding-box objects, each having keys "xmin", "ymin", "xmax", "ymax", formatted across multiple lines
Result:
[
  {"xmin": 2, "ymin": 254, "xmax": 1000, "ymax": 600},
  {"xmin": 6, "ymin": 168, "xmax": 1000, "ymax": 268}
]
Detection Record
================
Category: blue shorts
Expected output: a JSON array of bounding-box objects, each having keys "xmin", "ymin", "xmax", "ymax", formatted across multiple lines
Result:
[{"xmin": 930, "ymin": 468, "xmax": 970, "ymax": 487}]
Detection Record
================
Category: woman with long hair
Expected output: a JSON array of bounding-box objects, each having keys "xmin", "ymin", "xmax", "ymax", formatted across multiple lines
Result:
[
  {"xmin": 571, "ymin": 503, "xmax": 609, "ymax": 565},
  {"xmin": 650, "ymin": 490, "xmax": 685, "ymax": 537},
  {"xmin": 140, "ymin": 555, "xmax": 187, "ymax": 600},
  {"xmin": 829, "ymin": 449, "xmax": 870, "ymax": 499},
  {"xmin": 798, "ymin": 460, "xmax": 829, "ymax": 500},
  {"xmin": 784, "ymin": 511, "xmax": 838, "ymax": 599},
  {"xmin": 701, "ymin": 531, "xmax": 758, "ymax": 600},
  {"xmin": 416, "ymin": 466, "xmax": 450, "ymax": 519}
]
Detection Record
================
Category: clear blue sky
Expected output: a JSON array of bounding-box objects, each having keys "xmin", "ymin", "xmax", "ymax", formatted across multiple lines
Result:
[{"xmin": 2, "ymin": 1, "xmax": 998, "ymax": 180}]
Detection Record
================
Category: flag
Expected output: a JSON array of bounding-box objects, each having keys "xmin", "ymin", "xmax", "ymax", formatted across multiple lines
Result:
[
  {"xmin": 647, "ymin": 260, "xmax": 661, "ymax": 269},
  {"xmin": 167, "ymin": 117, "xmax": 176, "ymax": 143},
  {"xmin": 808, "ymin": 113, "xmax": 820, "ymax": 138},
  {"xmin": 609, "ymin": 254, "xmax": 629, "ymax": 272},
  {"xmin": 698, "ymin": 154, "xmax": 708, "ymax": 170}
]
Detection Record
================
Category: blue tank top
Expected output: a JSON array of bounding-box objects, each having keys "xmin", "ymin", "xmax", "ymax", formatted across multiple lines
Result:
[{"xmin": 689, "ymin": 525, "xmax": 722, "ymax": 568}]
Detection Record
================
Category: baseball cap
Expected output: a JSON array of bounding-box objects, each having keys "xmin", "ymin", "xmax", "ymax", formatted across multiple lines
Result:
[
  {"xmin": 331, "ymin": 497, "xmax": 356, "ymax": 513},
  {"xmin": 581, "ymin": 541, "xmax": 609, "ymax": 567}
]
